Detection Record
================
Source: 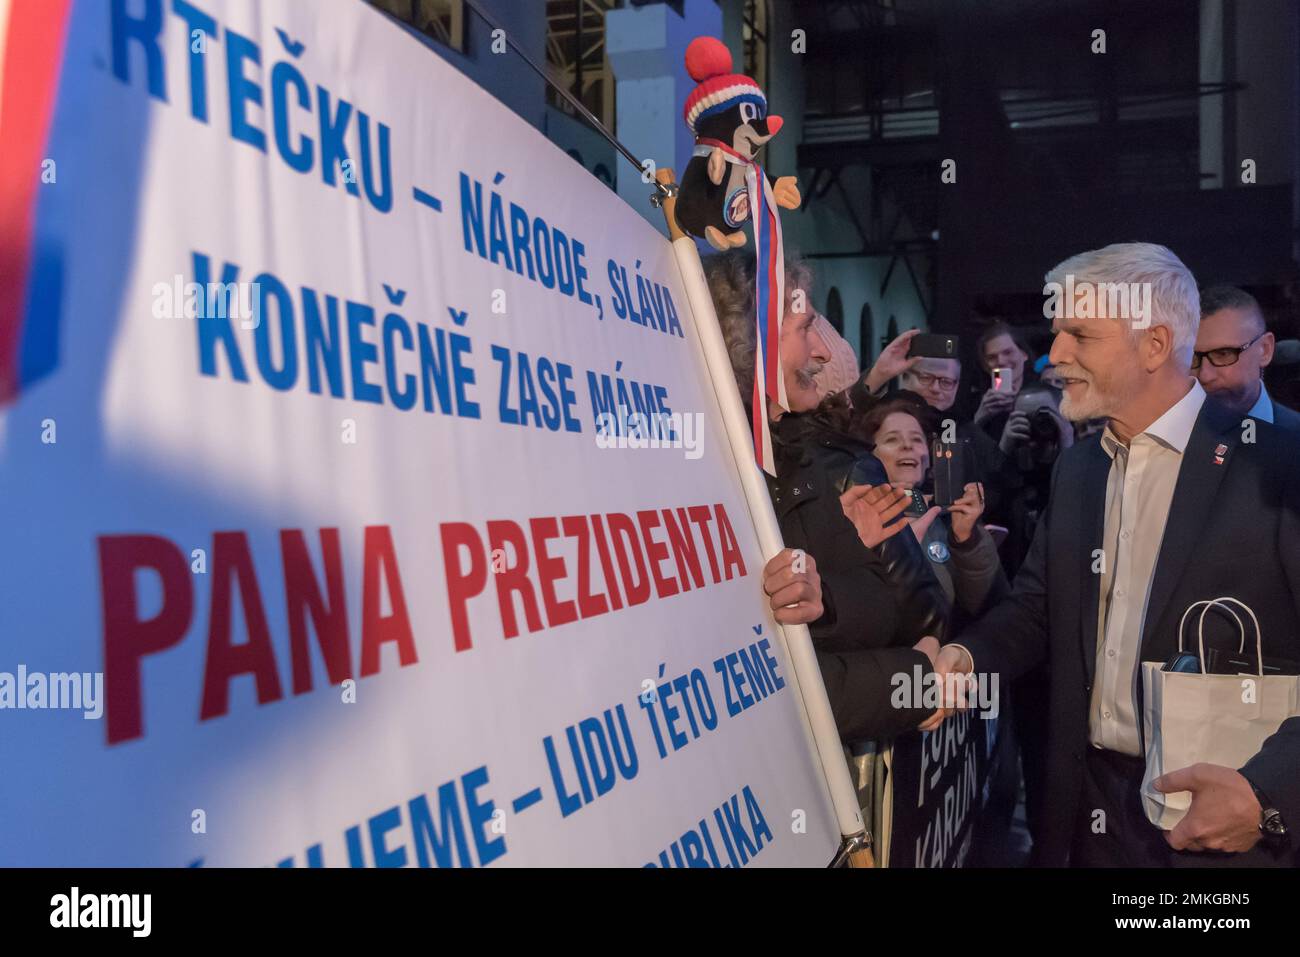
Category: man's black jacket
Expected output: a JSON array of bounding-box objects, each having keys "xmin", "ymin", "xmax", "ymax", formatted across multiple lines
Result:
[{"xmin": 764, "ymin": 412, "xmax": 950, "ymax": 742}]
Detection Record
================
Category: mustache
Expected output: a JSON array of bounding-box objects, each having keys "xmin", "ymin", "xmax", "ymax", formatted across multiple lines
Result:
[
  {"xmin": 1052, "ymin": 364, "xmax": 1091, "ymax": 383},
  {"xmin": 793, "ymin": 362, "xmax": 824, "ymax": 387}
]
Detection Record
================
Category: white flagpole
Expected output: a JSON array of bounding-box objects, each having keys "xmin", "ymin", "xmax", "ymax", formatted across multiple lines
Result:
[{"xmin": 656, "ymin": 171, "xmax": 872, "ymax": 862}]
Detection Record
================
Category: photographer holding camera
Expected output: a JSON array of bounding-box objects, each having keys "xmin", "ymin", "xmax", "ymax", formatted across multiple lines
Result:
[
  {"xmin": 1001, "ymin": 384, "xmax": 1075, "ymax": 463},
  {"xmin": 998, "ymin": 382, "xmax": 1075, "ymax": 569},
  {"xmin": 992, "ymin": 381, "xmax": 1074, "ymax": 862}
]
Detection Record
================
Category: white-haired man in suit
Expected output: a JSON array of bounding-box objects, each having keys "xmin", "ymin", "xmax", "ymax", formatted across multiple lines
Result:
[{"xmin": 928, "ymin": 243, "xmax": 1300, "ymax": 867}]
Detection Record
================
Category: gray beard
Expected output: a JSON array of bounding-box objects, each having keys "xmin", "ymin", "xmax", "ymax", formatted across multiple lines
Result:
[
  {"xmin": 794, "ymin": 365, "xmax": 821, "ymax": 390},
  {"xmin": 1059, "ymin": 391, "xmax": 1095, "ymax": 422},
  {"xmin": 1060, "ymin": 380, "xmax": 1126, "ymax": 423}
]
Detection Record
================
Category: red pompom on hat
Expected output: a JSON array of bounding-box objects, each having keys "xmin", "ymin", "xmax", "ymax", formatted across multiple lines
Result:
[
  {"xmin": 683, "ymin": 36, "xmax": 766, "ymax": 134},
  {"xmin": 685, "ymin": 35, "xmax": 733, "ymax": 81}
]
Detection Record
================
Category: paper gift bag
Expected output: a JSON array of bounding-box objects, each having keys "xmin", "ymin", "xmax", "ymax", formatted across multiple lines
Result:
[{"xmin": 1140, "ymin": 597, "xmax": 1300, "ymax": 830}]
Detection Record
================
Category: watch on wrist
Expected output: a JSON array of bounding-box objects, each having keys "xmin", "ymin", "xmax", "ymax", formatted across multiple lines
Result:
[{"xmin": 1249, "ymin": 783, "xmax": 1290, "ymax": 848}]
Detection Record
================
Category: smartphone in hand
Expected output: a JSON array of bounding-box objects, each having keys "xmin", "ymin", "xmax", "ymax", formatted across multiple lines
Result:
[
  {"xmin": 931, "ymin": 439, "xmax": 966, "ymax": 507},
  {"xmin": 907, "ymin": 333, "xmax": 959, "ymax": 359},
  {"xmin": 904, "ymin": 488, "xmax": 928, "ymax": 516}
]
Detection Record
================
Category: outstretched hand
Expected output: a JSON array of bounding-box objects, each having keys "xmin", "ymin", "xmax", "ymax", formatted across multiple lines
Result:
[
  {"xmin": 839, "ymin": 484, "xmax": 912, "ymax": 548},
  {"xmin": 917, "ymin": 644, "xmax": 975, "ymax": 732}
]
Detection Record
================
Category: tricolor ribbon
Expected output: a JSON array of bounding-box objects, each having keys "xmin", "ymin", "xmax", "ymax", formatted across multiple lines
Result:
[{"xmin": 695, "ymin": 138, "xmax": 788, "ymax": 476}]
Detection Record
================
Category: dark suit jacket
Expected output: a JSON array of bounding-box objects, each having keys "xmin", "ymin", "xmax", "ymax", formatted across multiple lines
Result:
[
  {"xmin": 1270, "ymin": 397, "xmax": 1300, "ymax": 433},
  {"xmin": 956, "ymin": 396, "xmax": 1300, "ymax": 865}
]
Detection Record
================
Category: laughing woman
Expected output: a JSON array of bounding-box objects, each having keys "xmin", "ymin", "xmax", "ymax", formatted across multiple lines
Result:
[{"xmin": 862, "ymin": 398, "xmax": 1008, "ymax": 625}]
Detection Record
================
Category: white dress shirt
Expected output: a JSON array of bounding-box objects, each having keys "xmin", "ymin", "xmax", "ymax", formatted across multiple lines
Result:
[
  {"xmin": 1246, "ymin": 383, "xmax": 1275, "ymax": 424},
  {"xmin": 1090, "ymin": 380, "xmax": 1206, "ymax": 755}
]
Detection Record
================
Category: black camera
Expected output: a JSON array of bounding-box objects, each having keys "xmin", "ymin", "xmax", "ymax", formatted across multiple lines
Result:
[
  {"xmin": 1016, "ymin": 408, "xmax": 1063, "ymax": 471},
  {"xmin": 1028, "ymin": 408, "xmax": 1059, "ymax": 441}
]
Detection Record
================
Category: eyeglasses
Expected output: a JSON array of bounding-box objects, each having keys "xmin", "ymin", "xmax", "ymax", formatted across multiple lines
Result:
[
  {"xmin": 1191, "ymin": 331, "xmax": 1266, "ymax": 369},
  {"xmin": 909, "ymin": 371, "xmax": 959, "ymax": 390}
]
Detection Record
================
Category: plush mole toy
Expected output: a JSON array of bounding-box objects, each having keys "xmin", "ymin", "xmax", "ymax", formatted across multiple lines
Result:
[{"xmin": 677, "ymin": 36, "xmax": 801, "ymax": 250}]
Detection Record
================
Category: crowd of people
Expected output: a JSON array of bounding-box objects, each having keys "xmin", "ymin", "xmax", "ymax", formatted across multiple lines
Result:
[{"xmin": 704, "ymin": 242, "xmax": 1300, "ymax": 868}]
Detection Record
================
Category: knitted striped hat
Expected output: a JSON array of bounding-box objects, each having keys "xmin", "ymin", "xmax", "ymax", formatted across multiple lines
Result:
[{"xmin": 683, "ymin": 37, "xmax": 765, "ymax": 135}]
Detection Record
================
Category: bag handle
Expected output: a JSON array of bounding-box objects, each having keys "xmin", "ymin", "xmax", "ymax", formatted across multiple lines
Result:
[{"xmin": 1176, "ymin": 596, "xmax": 1263, "ymax": 677}]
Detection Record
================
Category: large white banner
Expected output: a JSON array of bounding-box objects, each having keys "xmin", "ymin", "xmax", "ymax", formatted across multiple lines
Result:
[{"xmin": 0, "ymin": 0, "xmax": 840, "ymax": 866}]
